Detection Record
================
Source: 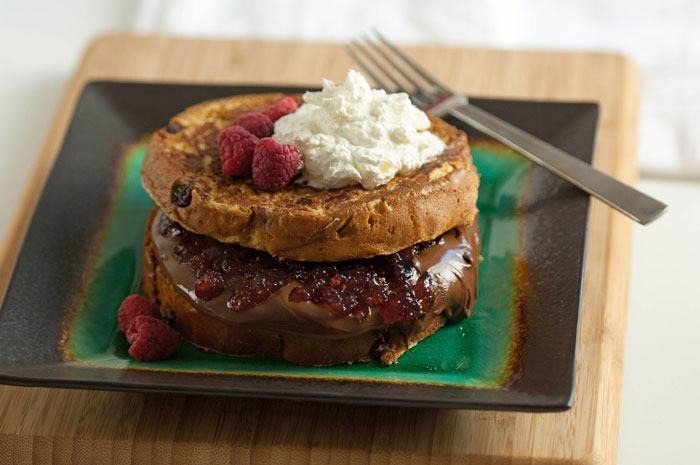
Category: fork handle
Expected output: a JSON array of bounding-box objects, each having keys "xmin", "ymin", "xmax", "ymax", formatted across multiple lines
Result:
[{"xmin": 449, "ymin": 103, "xmax": 668, "ymax": 225}]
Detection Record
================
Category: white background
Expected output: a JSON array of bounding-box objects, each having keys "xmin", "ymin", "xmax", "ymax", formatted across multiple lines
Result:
[{"xmin": 1, "ymin": 2, "xmax": 698, "ymax": 464}]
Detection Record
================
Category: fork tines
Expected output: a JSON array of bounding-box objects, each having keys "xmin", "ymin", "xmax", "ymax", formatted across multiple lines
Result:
[{"xmin": 346, "ymin": 30, "xmax": 447, "ymax": 105}]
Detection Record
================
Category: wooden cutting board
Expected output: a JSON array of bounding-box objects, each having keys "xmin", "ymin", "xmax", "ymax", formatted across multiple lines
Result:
[{"xmin": 0, "ymin": 34, "xmax": 639, "ymax": 465}]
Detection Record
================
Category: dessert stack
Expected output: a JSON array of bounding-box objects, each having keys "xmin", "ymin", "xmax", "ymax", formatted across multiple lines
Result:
[{"xmin": 132, "ymin": 71, "xmax": 480, "ymax": 365}]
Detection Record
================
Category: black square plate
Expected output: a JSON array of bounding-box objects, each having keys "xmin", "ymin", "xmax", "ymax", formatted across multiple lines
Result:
[{"xmin": 0, "ymin": 82, "xmax": 597, "ymax": 410}]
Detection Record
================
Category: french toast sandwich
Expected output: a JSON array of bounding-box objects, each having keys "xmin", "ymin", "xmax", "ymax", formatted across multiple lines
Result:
[{"xmin": 140, "ymin": 72, "xmax": 481, "ymax": 366}]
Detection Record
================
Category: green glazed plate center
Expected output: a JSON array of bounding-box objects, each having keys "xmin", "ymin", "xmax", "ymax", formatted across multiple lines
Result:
[{"xmin": 66, "ymin": 140, "xmax": 529, "ymax": 388}]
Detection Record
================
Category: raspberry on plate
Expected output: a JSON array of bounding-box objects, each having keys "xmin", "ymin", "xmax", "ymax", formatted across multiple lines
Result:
[
  {"xmin": 234, "ymin": 112, "xmax": 274, "ymax": 138},
  {"xmin": 262, "ymin": 96, "xmax": 298, "ymax": 122},
  {"xmin": 117, "ymin": 294, "xmax": 160, "ymax": 334},
  {"xmin": 126, "ymin": 315, "xmax": 179, "ymax": 361},
  {"xmin": 217, "ymin": 125, "xmax": 258, "ymax": 176},
  {"xmin": 252, "ymin": 138, "xmax": 302, "ymax": 191}
]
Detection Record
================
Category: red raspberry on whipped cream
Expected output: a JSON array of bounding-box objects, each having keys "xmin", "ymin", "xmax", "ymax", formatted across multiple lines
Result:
[
  {"xmin": 263, "ymin": 96, "xmax": 298, "ymax": 122},
  {"xmin": 234, "ymin": 112, "xmax": 274, "ymax": 138},
  {"xmin": 252, "ymin": 138, "xmax": 302, "ymax": 191}
]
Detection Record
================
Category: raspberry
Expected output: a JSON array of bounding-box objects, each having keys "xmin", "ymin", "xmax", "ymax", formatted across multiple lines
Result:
[
  {"xmin": 126, "ymin": 315, "xmax": 179, "ymax": 361},
  {"xmin": 262, "ymin": 96, "xmax": 298, "ymax": 122},
  {"xmin": 217, "ymin": 125, "xmax": 258, "ymax": 176},
  {"xmin": 251, "ymin": 138, "xmax": 302, "ymax": 191},
  {"xmin": 234, "ymin": 112, "xmax": 274, "ymax": 138},
  {"xmin": 117, "ymin": 294, "xmax": 160, "ymax": 334}
]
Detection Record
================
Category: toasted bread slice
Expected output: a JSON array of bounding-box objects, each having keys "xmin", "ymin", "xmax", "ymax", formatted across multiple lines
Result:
[{"xmin": 141, "ymin": 93, "xmax": 478, "ymax": 262}]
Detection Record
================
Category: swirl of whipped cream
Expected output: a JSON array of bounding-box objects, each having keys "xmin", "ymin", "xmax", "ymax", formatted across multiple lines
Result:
[{"xmin": 273, "ymin": 70, "xmax": 446, "ymax": 189}]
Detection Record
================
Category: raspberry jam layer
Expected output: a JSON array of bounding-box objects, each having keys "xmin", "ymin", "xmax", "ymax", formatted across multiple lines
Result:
[{"xmin": 151, "ymin": 210, "xmax": 479, "ymax": 336}]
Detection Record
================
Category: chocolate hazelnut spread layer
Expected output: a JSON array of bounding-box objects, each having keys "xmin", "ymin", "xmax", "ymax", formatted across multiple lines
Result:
[{"xmin": 151, "ymin": 210, "xmax": 480, "ymax": 338}]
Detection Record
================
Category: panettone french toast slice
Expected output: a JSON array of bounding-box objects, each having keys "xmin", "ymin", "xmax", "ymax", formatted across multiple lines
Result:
[{"xmin": 141, "ymin": 93, "xmax": 479, "ymax": 262}]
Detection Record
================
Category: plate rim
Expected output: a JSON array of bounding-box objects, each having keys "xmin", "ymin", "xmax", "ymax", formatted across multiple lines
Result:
[{"xmin": 0, "ymin": 80, "xmax": 598, "ymax": 410}]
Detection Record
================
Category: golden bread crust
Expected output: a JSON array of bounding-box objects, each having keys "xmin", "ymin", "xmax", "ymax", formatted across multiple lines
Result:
[{"xmin": 141, "ymin": 93, "xmax": 479, "ymax": 262}]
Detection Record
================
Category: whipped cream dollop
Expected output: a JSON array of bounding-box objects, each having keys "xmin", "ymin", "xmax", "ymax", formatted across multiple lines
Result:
[{"xmin": 273, "ymin": 70, "xmax": 446, "ymax": 189}]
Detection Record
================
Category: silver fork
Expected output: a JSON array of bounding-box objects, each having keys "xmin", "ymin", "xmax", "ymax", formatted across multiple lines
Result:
[{"xmin": 347, "ymin": 31, "xmax": 668, "ymax": 225}]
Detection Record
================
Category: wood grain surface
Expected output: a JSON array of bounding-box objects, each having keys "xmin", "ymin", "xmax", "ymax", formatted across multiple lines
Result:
[{"xmin": 0, "ymin": 34, "xmax": 640, "ymax": 465}]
